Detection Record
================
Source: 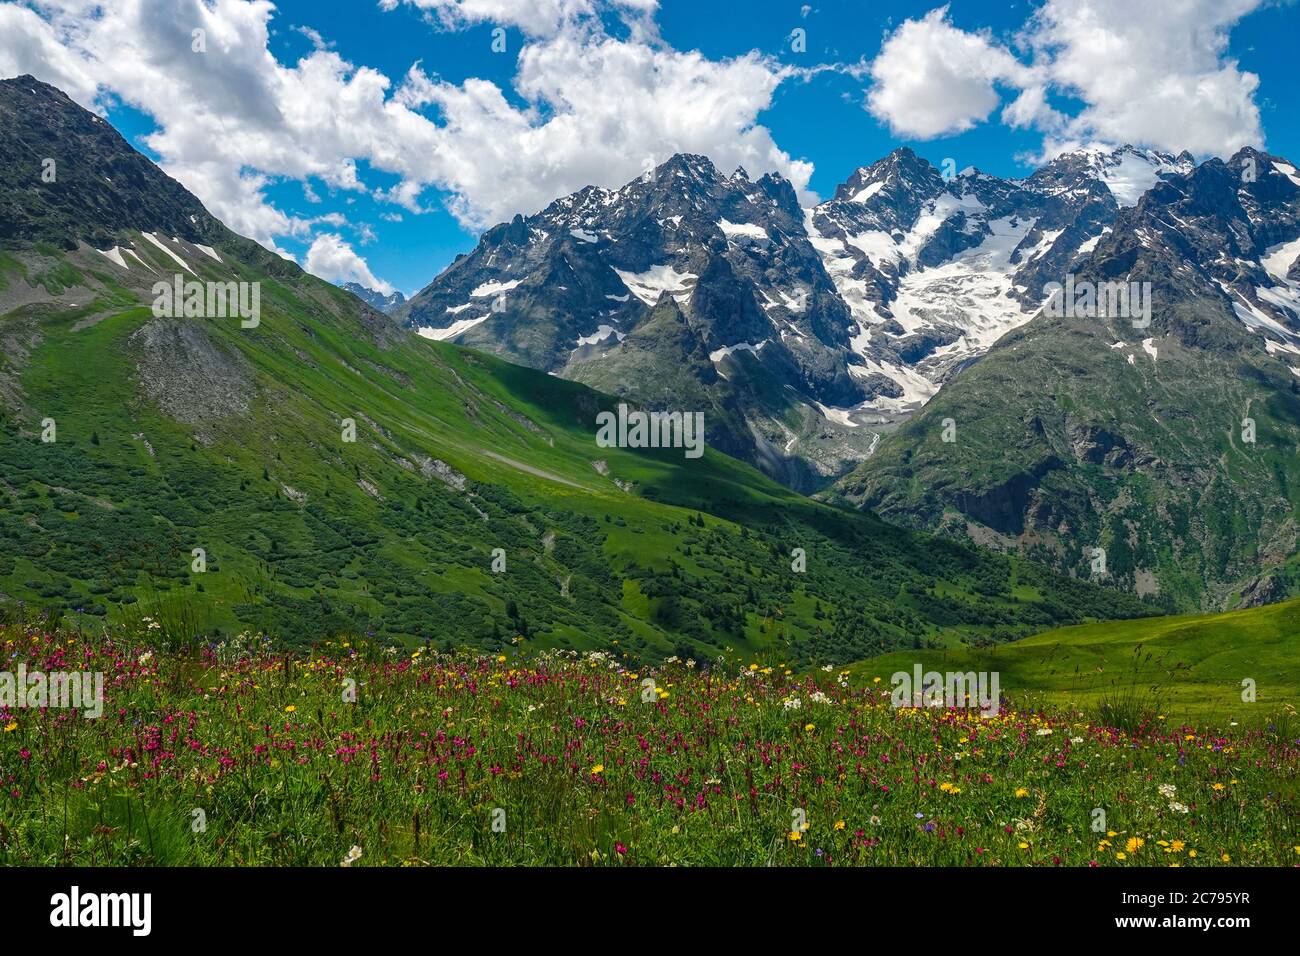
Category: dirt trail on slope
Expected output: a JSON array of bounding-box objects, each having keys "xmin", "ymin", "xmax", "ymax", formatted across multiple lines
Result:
[{"xmin": 481, "ymin": 450, "xmax": 588, "ymax": 489}]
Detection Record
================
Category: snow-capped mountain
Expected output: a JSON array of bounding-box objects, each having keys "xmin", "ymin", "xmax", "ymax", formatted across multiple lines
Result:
[
  {"xmin": 397, "ymin": 144, "xmax": 1290, "ymax": 490},
  {"xmin": 342, "ymin": 282, "xmax": 406, "ymax": 314},
  {"xmin": 805, "ymin": 145, "xmax": 1196, "ymax": 411},
  {"xmin": 830, "ymin": 145, "xmax": 1300, "ymax": 612},
  {"xmin": 397, "ymin": 153, "xmax": 871, "ymax": 488}
]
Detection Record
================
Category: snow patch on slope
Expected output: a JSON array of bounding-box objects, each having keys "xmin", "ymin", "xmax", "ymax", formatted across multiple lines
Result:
[
  {"xmin": 141, "ymin": 231, "xmax": 194, "ymax": 273},
  {"xmin": 96, "ymin": 246, "xmax": 128, "ymax": 269},
  {"xmin": 470, "ymin": 279, "xmax": 522, "ymax": 298},
  {"xmin": 718, "ymin": 219, "xmax": 769, "ymax": 241},
  {"xmin": 613, "ymin": 264, "xmax": 698, "ymax": 307},
  {"xmin": 418, "ymin": 314, "xmax": 491, "ymax": 341}
]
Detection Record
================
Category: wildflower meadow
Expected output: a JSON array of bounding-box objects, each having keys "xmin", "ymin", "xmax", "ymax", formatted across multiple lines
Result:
[{"xmin": 2, "ymin": 622, "xmax": 1296, "ymax": 867}]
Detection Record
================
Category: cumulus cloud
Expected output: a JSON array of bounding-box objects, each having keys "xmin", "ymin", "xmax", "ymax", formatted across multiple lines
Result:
[
  {"xmin": 862, "ymin": 0, "xmax": 1266, "ymax": 158},
  {"xmin": 397, "ymin": 31, "xmax": 812, "ymax": 228},
  {"xmin": 378, "ymin": 0, "xmax": 659, "ymax": 38},
  {"xmin": 0, "ymin": 0, "xmax": 809, "ymax": 254},
  {"xmin": 1024, "ymin": 0, "xmax": 1264, "ymax": 157},
  {"xmin": 304, "ymin": 234, "xmax": 394, "ymax": 294},
  {"xmin": 865, "ymin": 8, "xmax": 1041, "ymax": 140},
  {"xmin": 0, "ymin": 3, "xmax": 98, "ymax": 103}
]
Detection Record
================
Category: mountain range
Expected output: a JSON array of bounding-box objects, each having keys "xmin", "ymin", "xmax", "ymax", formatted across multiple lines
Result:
[
  {"xmin": 0, "ymin": 75, "xmax": 1151, "ymax": 661},
  {"xmin": 342, "ymin": 282, "xmax": 406, "ymax": 314},
  {"xmin": 395, "ymin": 145, "xmax": 1198, "ymax": 485},
  {"xmin": 397, "ymin": 139, "xmax": 1300, "ymax": 611}
]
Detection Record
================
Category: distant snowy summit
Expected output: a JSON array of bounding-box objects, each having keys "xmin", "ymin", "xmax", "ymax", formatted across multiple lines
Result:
[{"xmin": 342, "ymin": 282, "xmax": 406, "ymax": 314}]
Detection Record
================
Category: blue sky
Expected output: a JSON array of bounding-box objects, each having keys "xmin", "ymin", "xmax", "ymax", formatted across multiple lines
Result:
[{"xmin": 5, "ymin": 0, "xmax": 1298, "ymax": 296}]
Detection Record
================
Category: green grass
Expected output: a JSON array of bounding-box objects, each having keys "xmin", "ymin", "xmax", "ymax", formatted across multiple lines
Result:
[
  {"xmin": 0, "ymin": 234, "xmax": 1152, "ymax": 664},
  {"xmin": 854, "ymin": 599, "xmax": 1300, "ymax": 726},
  {"xmin": 2, "ymin": 622, "xmax": 1295, "ymax": 866}
]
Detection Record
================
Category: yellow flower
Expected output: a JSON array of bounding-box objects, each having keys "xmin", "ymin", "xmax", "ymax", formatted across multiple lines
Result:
[
  {"xmin": 1115, "ymin": 852, "xmax": 1127, "ymax": 860},
  {"xmin": 590, "ymin": 764, "xmax": 604, "ymax": 775},
  {"xmin": 788, "ymin": 831, "xmax": 802, "ymax": 842},
  {"xmin": 1018, "ymin": 842, "xmax": 1029, "ymax": 850},
  {"xmin": 1171, "ymin": 840, "xmax": 1185, "ymax": 852},
  {"xmin": 833, "ymin": 820, "xmax": 846, "ymax": 831},
  {"xmin": 497, "ymin": 655, "xmax": 506, "ymax": 662},
  {"xmin": 1221, "ymin": 853, "xmax": 1231, "ymax": 862},
  {"xmin": 1125, "ymin": 838, "xmax": 1144, "ymax": 854},
  {"xmin": 805, "ymin": 723, "xmax": 815, "ymax": 732},
  {"xmin": 3, "ymin": 721, "xmax": 16, "ymax": 732},
  {"xmin": 284, "ymin": 705, "xmax": 296, "ymax": 713},
  {"xmin": 1015, "ymin": 787, "xmax": 1029, "ymax": 798},
  {"xmin": 1188, "ymin": 850, "xmax": 1197, "ymax": 858}
]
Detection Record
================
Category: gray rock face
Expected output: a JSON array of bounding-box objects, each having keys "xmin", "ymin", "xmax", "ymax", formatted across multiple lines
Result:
[{"xmin": 128, "ymin": 318, "xmax": 253, "ymax": 423}]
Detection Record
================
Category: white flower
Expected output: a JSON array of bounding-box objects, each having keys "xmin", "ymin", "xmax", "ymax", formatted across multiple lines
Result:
[
  {"xmin": 782, "ymin": 697, "xmax": 802, "ymax": 710},
  {"xmin": 1169, "ymin": 802, "xmax": 1190, "ymax": 814},
  {"xmin": 1070, "ymin": 736, "xmax": 1084, "ymax": 744},
  {"xmin": 1035, "ymin": 728, "xmax": 1053, "ymax": 736},
  {"xmin": 340, "ymin": 845, "xmax": 362, "ymax": 867},
  {"xmin": 809, "ymin": 691, "xmax": 832, "ymax": 705},
  {"xmin": 1158, "ymin": 783, "xmax": 1178, "ymax": 799},
  {"xmin": 137, "ymin": 651, "xmax": 153, "ymax": 665}
]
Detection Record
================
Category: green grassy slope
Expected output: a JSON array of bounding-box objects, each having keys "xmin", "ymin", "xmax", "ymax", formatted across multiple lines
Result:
[
  {"xmin": 0, "ymin": 229, "xmax": 1155, "ymax": 662},
  {"xmin": 854, "ymin": 598, "xmax": 1300, "ymax": 725}
]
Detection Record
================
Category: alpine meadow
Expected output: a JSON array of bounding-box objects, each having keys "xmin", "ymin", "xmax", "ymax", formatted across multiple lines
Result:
[{"xmin": 1, "ymin": 0, "xmax": 1298, "ymax": 932}]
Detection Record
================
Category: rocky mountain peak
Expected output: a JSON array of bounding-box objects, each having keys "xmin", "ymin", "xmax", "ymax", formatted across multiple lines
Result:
[{"xmin": 0, "ymin": 75, "xmax": 226, "ymax": 250}]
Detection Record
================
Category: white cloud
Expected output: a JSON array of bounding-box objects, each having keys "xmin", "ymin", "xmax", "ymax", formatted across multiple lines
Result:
[
  {"xmin": 304, "ymin": 233, "xmax": 394, "ymax": 294},
  {"xmin": 1024, "ymin": 0, "xmax": 1264, "ymax": 158},
  {"xmin": 379, "ymin": 0, "xmax": 659, "ymax": 38},
  {"xmin": 862, "ymin": 0, "xmax": 1266, "ymax": 158},
  {"xmin": 865, "ymin": 7, "xmax": 1039, "ymax": 140},
  {"xmin": 0, "ymin": 3, "xmax": 98, "ymax": 103},
  {"xmin": 398, "ymin": 29, "xmax": 813, "ymax": 228},
  {"xmin": 0, "ymin": 0, "xmax": 810, "ymax": 252}
]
